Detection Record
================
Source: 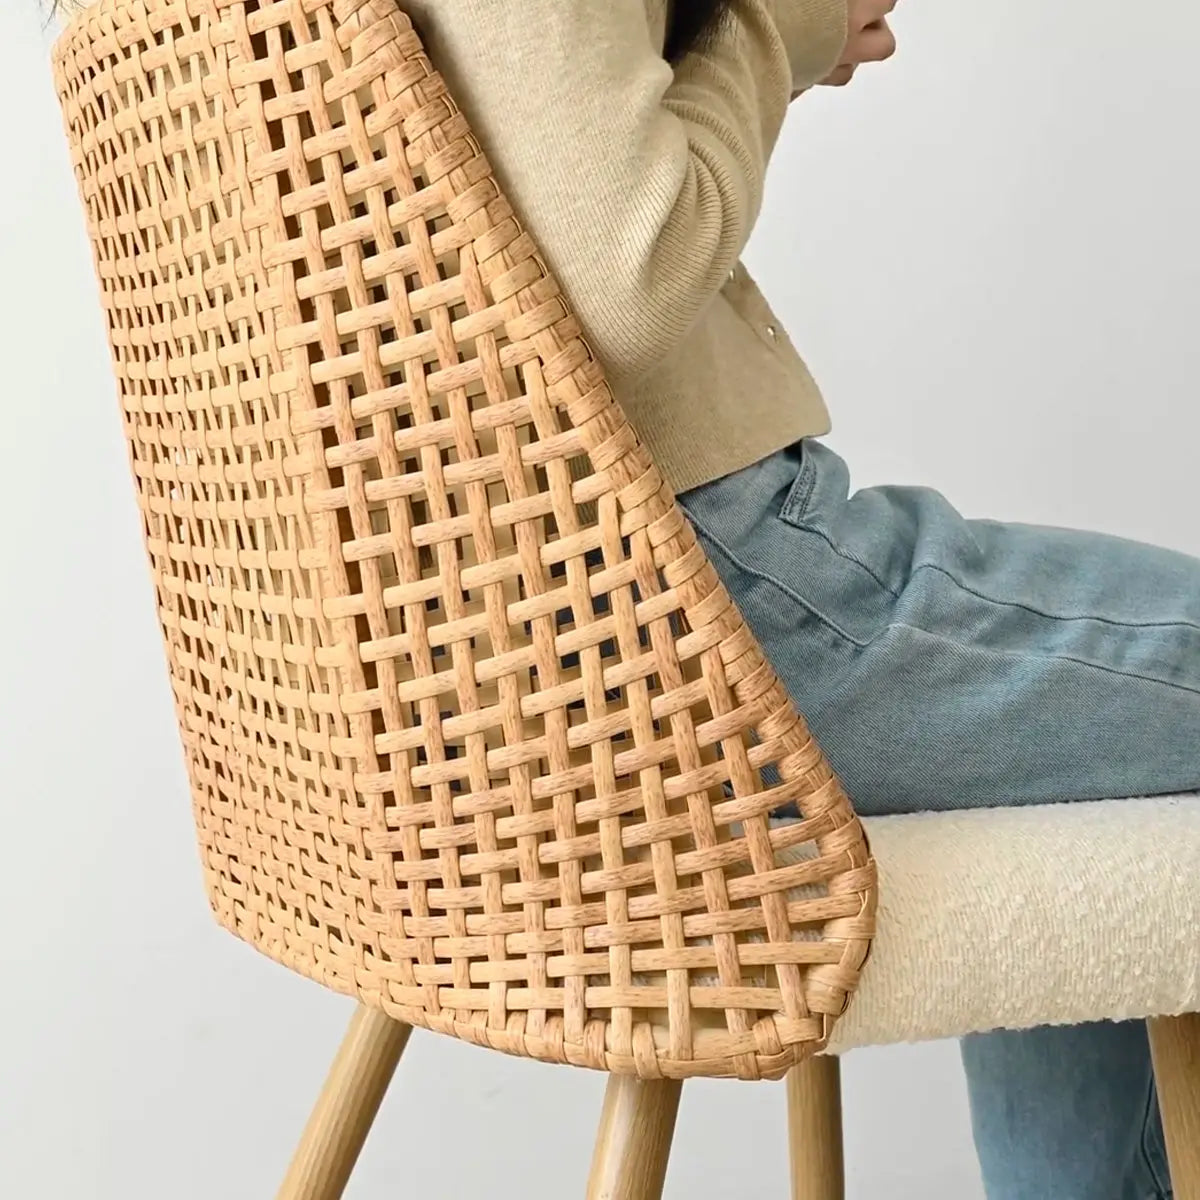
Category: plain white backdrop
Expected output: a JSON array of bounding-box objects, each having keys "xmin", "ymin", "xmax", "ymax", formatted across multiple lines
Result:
[{"xmin": 2, "ymin": 1, "xmax": 1197, "ymax": 1196}]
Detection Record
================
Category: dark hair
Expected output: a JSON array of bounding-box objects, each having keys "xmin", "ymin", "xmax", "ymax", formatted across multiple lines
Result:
[
  {"xmin": 46, "ymin": 2, "xmax": 732, "ymax": 61},
  {"xmin": 663, "ymin": 0, "xmax": 734, "ymax": 65}
]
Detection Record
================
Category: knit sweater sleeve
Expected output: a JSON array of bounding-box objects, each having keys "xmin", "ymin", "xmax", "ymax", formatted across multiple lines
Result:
[
  {"xmin": 772, "ymin": 0, "xmax": 849, "ymax": 90},
  {"xmin": 403, "ymin": 0, "xmax": 847, "ymax": 382}
]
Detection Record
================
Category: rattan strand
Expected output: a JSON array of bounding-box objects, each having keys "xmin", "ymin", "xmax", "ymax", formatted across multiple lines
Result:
[{"xmin": 53, "ymin": 0, "xmax": 876, "ymax": 1080}]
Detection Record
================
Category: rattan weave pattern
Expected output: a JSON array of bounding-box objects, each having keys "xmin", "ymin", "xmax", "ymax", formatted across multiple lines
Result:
[{"xmin": 53, "ymin": 0, "xmax": 875, "ymax": 1080}]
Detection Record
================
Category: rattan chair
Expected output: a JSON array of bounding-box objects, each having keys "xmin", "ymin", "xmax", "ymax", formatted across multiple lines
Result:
[{"xmin": 52, "ymin": 1, "xmax": 1200, "ymax": 1197}]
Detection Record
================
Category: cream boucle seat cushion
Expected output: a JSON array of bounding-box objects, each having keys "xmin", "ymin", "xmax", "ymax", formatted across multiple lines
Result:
[{"xmin": 819, "ymin": 796, "xmax": 1200, "ymax": 1052}]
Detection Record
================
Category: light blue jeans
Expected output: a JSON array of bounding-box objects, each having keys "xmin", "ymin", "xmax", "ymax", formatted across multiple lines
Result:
[{"xmin": 679, "ymin": 440, "xmax": 1200, "ymax": 1200}]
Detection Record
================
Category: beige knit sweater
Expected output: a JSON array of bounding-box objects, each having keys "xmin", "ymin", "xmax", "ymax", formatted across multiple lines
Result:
[
  {"xmin": 405, "ymin": 0, "xmax": 845, "ymax": 493},
  {"xmin": 73, "ymin": 0, "xmax": 846, "ymax": 492}
]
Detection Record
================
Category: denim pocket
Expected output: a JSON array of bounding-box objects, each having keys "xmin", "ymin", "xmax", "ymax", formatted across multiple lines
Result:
[{"xmin": 772, "ymin": 440, "xmax": 905, "ymax": 603}]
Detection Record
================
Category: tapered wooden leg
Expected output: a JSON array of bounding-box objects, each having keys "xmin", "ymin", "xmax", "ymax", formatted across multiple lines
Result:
[
  {"xmin": 277, "ymin": 1005, "xmax": 412, "ymax": 1200},
  {"xmin": 1148, "ymin": 1014, "xmax": 1200, "ymax": 1198},
  {"xmin": 586, "ymin": 1075, "xmax": 683, "ymax": 1200},
  {"xmin": 787, "ymin": 1055, "xmax": 844, "ymax": 1200}
]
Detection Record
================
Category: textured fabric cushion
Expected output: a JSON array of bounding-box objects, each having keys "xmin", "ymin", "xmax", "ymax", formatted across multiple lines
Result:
[{"xmin": 816, "ymin": 796, "xmax": 1200, "ymax": 1051}]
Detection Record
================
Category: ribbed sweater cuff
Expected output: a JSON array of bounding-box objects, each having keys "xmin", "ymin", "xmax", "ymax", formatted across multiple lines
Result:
[{"xmin": 771, "ymin": 0, "xmax": 848, "ymax": 90}]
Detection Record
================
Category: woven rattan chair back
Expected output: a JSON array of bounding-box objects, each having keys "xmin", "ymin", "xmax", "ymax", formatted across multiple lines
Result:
[{"xmin": 53, "ymin": 0, "xmax": 875, "ymax": 1081}]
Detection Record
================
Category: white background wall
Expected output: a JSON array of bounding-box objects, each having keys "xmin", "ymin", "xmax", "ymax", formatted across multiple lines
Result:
[{"xmin": 2, "ymin": 1, "xmax": 1197, "ymax": 1196}]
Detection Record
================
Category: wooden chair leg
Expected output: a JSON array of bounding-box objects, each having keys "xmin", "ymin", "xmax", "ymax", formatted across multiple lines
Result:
[
  {"xmin": 787, "ymin": 1055, "xmax": 845, "ymax": 1200},
  {"xmin": 586, "ymin": 1075, "xmax": 683, "ymax": 1200},
  {"xmin": 277, "ymin": 1005, "xmax": 412, "ymax": 1200},
  {"xmin": 1148, "ymin": 1014, "xmax": 1200, "ymax": 1197}
]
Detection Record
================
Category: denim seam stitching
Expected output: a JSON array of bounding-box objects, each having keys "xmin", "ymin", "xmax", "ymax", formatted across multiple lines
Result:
[
  {"xmin": 778, "ymin": 513, "xmax": 903, "ymax": 599},
  {"xmin": 780, "ymin": 455, "xmax": 819, "ymax": 527},
  {"xmin": 911, "ymin": 559, "xmax": 1200, "ymax": 635},
  {"xmin": 685, "ymin": 512, "xmax": 1200, "ymax": 700},
  {"xmin": 784, "ymin": 513, "xmax": 1200, "ymax": 635},
  {"xmin": 682, "ymin": 513, "xmax": 870, "ymax": 649},
  {"xmin": 888, "ymin": 620, "xmax": 1200, "ymax": 701},
  {"xmin": 1138, "ymin": 1077, "xmax": 1173, "ymax": 1199}
]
